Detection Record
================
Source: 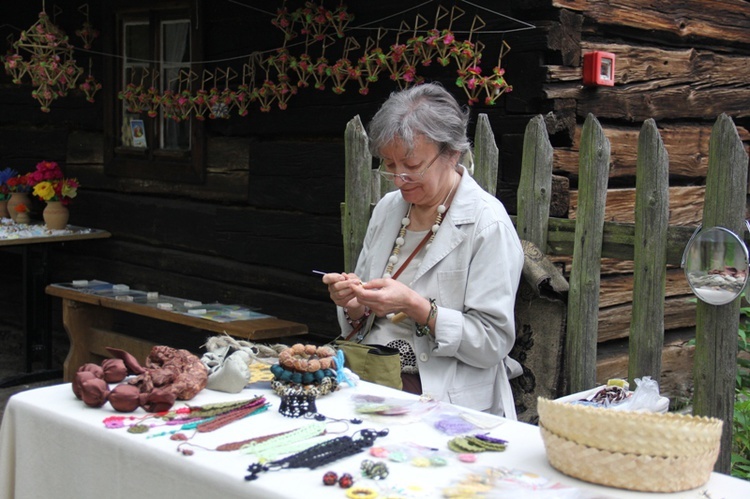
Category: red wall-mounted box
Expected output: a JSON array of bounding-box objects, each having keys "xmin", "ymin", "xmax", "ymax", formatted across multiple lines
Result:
[{"xmin": 583, "ymin": 51, "xmax": 615, "ymax": 86}]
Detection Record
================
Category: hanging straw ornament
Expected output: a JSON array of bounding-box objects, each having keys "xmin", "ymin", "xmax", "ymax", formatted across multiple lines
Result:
[
  {"xmin": 75, "ymin": 4, "xmax": 100, "ymax": 50},
  {"xmin": 6, "ymin": 7, "xmax": 84, "ymax": 112},
  {"xmin": 79, "ymin": 58, "xmax": 101, "ymax": 103}
]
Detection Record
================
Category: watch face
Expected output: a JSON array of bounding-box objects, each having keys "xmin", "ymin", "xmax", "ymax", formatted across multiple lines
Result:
[{"xmin": 682, "ymin": 226, "xmax": 749, "ymax": 305}]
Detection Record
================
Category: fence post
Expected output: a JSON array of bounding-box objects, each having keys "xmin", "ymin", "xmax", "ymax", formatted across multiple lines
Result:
[
  {"xmin": 516, "ymin": 114, "xmax": 553, "ymax": 250},
  {"xmin": 566, "ymin": 114, "xmax": 610, "ymax": 392},
  {"xmin": 628, "ymin": 119, "xmax": 669, "ymax": 383},
  {"xmin": 473, "ymin": 113, "xmax": 499, "ymax": 196},
  {"xmin": 693, "ymin": 113, "xmax": 749, "ymax": 473},
  {"xmin": 341, "ymin": 115, "xmax": 372, "ymax": 273}
]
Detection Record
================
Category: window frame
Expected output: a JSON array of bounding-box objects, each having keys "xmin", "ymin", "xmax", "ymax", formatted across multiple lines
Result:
[{"xmin": 103, "ymin": 0, "xmax": 205, "ymax": 184}]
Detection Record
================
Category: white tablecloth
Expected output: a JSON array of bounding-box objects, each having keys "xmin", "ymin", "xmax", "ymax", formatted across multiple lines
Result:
[{"xmin": 1, "ymin": 380, "xmax": 747, "ymax": 499}]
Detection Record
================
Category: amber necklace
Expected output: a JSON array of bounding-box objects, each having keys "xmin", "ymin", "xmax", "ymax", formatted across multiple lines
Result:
[{"xmin": 383, "ymin": 170, "xmax": 459, "ymax": 278}]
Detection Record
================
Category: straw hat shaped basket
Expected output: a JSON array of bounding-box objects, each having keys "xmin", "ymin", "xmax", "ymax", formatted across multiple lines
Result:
[{"xmin": 537, "ymin": 397, "xmax": 723, "ymax": 492}]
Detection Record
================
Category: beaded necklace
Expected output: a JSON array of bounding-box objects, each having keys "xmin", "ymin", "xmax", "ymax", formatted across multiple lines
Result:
[
  {"xmin": 245, "ymin": 428, "xmax": 389, "ymax": 480},
  {"xmin": 241, "ymin": 421, "xmax": 328, "ymax": 461},
  {"xmin": 383, "ymin": 170, "xmax": 459, "ymax": 278}
]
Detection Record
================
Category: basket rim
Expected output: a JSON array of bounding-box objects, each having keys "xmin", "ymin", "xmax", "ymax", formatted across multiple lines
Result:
[
  {"xmin": 539, "ymin": 424, "xmax": 719, "ymax": 492},
  {"xmin": 537, "ymin": 397, "xmax": 723, "ymax": 457}
]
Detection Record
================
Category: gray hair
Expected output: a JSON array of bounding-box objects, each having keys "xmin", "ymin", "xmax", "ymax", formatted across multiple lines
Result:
[{"xmin": 367, "ymin": 83, "xmax": 471, "ymax": 158}]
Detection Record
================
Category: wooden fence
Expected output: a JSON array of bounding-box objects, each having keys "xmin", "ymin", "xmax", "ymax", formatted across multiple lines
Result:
[{"xmin": 341, "ymin": 112, "xmax": 749, "ymax": 473}]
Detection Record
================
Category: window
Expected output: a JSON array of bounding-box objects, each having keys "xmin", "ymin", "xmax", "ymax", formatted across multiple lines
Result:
[{"xmin": 104, "ymin": 1, "xmax": 204, "ymax": 183}]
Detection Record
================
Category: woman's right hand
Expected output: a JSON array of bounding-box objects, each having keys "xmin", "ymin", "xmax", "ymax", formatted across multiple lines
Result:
[{"xmin": 322, "ymin": 272, "xmax": 364, "ymax": 310}]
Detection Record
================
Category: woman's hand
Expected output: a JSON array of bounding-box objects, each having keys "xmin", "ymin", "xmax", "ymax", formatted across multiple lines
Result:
[
  {"xmin": 322, "ymin": 272, "xmax": 364, "ymax": 309},
  {"xmin": 352, "ymin": 277, "xmax": 420, "ymax": 318}
]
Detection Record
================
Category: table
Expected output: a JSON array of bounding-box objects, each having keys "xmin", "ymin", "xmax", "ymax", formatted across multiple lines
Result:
[
  {"xmin": 46, "ymin": 283, "xmax": 308, "ymax": 381},
  {"xmin": 1, "ymin": 380, "xmax": 748, "ymax": 499},
  {"xmin": 0, "ymin": 222, "xmax": 110, "ymax": 384}
]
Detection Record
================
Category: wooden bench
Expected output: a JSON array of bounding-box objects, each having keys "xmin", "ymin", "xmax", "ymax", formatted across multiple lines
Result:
[{"xmin": 46, "ymin": 283, "xmax": 308, "ymax": 381}]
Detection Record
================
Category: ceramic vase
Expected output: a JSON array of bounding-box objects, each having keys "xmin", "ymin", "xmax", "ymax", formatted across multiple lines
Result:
[
  {"xmin": 0, "ymin": 199, "xmax": 9, "ymax": 219},
  {"xmin": 7, "ymin": 192, "xmax": 31, "ymax": 222},
  {"xmin": 43, "ymin": 200, "xmax": 69, "ymax": 230}
]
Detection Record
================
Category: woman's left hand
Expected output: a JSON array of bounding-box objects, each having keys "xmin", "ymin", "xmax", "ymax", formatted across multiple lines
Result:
[{"xmin": 352, "ymin": 277, "xmax": 419, "ymax": 318}]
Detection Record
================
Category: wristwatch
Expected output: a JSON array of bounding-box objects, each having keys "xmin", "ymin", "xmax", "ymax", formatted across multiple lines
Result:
[{"xmin": 415, "ymin": 298, "xmax": 437, "ymax": 337}]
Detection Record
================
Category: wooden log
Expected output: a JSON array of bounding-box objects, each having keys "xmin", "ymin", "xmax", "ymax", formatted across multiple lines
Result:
[
  {"xmin": 598, "ymin": 269, "xmax": 691, "ymax": 308},
  {"xmin": 570, "ymin": 186, "xmax": 705, "ymax": 225},
  {"xmin": 629, "ymin": 119, "xmax": 670, "ymax": 382},
  {"xmin": 553, "ymin": 123, "xmax": 750, "ymax": 179},
  {"xmin": 541, "ymin": 216, "xmax": 695, "ymax": 265},
  {"xmin": 551, "ymin": 0, "xmax": 750, "ymax": 46},
  {"xmin": 579, "ymin": 42, "xmax": 750, "ymax": 87},
  {"xmin": 551, "ymin": 85, "xmax": 750, "ymax": 122},
  {"xmin": 566, "ymin": 114, "xmax": 610, "ymax": 391},
  {"xmin": 598, "ymin": 296, "xmax": 697, "ymax": 343},
  {"xmin": 694, "ymin": 113, "xmax": 749, "ymax": 473},
  {"xmin": 505, "ymin": 9, "xmax": 583, "ymax": 66}
]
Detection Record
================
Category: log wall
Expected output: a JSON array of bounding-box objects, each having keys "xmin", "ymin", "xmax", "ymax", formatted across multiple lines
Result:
[{"xmin": 1, "ymin": 1, "xmax": 749, "ymax": 402}]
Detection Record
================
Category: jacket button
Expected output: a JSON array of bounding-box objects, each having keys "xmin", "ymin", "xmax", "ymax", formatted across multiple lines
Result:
[{"xmin": 419, "ymin": 353, "xmax": 429, "ymax": 362}]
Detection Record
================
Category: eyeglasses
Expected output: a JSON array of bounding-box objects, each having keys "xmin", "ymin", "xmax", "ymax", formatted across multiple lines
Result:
[{"xmin": 377, "ymin": 146, "xmax": 445, "ymax": 183}]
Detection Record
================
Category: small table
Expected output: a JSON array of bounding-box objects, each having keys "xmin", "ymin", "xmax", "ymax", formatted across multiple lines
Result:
[
  {"xmin": 46, "ymin": 282, "xmax": 308, "ymax": 381},
  {"xmin": 0, "ymin": 222, "xmax": 111, "ymax": 385}
]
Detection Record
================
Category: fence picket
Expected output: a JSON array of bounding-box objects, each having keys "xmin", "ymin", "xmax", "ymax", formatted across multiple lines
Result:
[
  {"xmin": 517, "ymin": 114, "xmax": 554, "ymax": 251},
  {"xmin": 693, "ymin": 113, "xmax": 749, "ymax": 473},
  {"xmin": 566, "ymin": 114, "xmax": 610, "ymax": 392},
  {"xmin": 629, "ymin": 118, "xmax": 669, "ymax": 383}
]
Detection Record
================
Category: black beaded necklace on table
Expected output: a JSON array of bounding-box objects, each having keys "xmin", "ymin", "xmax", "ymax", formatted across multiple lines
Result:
[{"xmin": 244, "ymin": 428, "xmax": 389, "ymax": 481}]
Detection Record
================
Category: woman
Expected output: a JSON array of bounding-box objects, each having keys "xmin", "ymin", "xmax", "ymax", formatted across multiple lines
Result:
[{"xmin": 323, "ymin": 83, "xmax": 523, "ymax": 418}]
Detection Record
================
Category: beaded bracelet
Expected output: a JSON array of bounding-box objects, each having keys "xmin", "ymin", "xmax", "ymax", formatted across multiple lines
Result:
[
  {"xmin": 344, "ymin": 306, "xmax": 371, "ymax": 330},
  {"xmin": 271, "ymin": 377, "xmax": 338, "ymax": 398},
  {"xmin": 415, "ymin": 298, "xmax": 437, "ymax": 337},
  {"xmin": 270, "ymin": 363, "xmax": 337, "ymax": 385},
  {"xmin": 277, "ymin": 343, "xmax": 337, "ymax": 373}
]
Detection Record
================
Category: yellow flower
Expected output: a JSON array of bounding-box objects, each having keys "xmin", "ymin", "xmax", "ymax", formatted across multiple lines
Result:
[
  {"xmin": 61, "ymin": 182, "xmax": 77, "ymax": 199},
  {"xmin": 32, "ymin": 181, "xmax": 56, "ymax": 201}
]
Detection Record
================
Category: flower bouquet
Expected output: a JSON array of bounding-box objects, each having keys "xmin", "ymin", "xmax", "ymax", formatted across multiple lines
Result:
[
  {"xmin": 29, "ymin": 161, "xmax": 79, "ymax": 206},
  {"xmin": 5, "ymin": 172, "xmax": 33, "ymax": 194},
  {"xmin": 0, "ymin": 167, "xmax": 18, "ymax": 200},
  {"xmin": 4, "ymin": 170, "xmax": 33, "ymax": 221},
  {"xmin": 0, "ymin": 167, "xmax": 19, "ymax": 218},
  {"xmin": 29, "ymin": 160, "xmax": 79, "ymax": 230}
]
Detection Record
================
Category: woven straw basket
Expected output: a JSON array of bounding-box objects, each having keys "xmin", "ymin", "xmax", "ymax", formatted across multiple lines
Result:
[{"xmin": 537, "ymin": 397, "xmax": 723, "ymax": 492}]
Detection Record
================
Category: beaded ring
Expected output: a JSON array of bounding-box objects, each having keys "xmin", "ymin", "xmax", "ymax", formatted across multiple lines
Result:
[
  {"xmin": 345, "ymin": 486, "xmax": 378, "ymax": 499},
  {"xmin": 360, "ymin": 459, "xmax": 389, "ymax": 479}
]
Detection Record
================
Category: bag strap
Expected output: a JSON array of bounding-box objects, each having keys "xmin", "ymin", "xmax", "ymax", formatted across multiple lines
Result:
[{"xmin": 391, "ymin": 229, "xmax": 433, "ymax": 281}]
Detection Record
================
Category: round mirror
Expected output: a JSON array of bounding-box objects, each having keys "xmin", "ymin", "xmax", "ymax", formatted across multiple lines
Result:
[{"xmin": 682, "ymin": 225, "xmax": 749, "ymax": 306}]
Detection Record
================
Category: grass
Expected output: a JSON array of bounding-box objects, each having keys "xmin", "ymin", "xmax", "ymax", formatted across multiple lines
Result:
[{"xmin": 731, "ymin": 306, "xmax": 750, "ymax": 480}]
